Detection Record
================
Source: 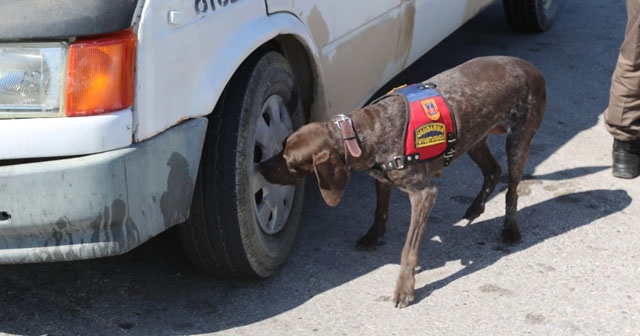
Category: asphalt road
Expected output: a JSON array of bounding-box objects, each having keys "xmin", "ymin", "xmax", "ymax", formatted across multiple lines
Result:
[{"xmin": 2, "ymin": 1, "xmax": 639, "ymax": 335}]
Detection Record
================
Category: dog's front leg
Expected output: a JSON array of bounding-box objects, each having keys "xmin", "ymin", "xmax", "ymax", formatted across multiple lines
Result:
[
  {"xmin": 356, "ymin": 180, "xmax": 392, "ymax": 251},
  {"xmin": 394, "ymin": 186, "xmax": 438, "ymax": 308}
]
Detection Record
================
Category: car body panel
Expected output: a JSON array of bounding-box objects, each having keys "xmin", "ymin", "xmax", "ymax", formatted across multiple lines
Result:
[
  {"xmin": 0, "ymin": 110, "xmax": 132, "ymax": 160},
  {"xmin": 0, "ymin": 118, "xmax": 206, "ymax": 263},
  {"xmin": 134, "ymin": 0, "xmax": 325, "ymax": 141},
  {"xmin": 267, "ymin": 0, "xmax": 409, "ymax": 120},
  {"xmin": 266, "ymin": 0, "xmax": 496, "ymax": 121}
]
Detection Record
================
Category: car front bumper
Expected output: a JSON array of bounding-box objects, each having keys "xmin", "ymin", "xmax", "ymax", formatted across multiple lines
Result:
[{"xmin": 0, "ymin": 117, "xmax": 206, "ymax": 263}]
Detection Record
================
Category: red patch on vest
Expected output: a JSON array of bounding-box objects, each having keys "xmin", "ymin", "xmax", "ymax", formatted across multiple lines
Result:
[{"xmin": 404, "ymin": 93, "xmax": 454, "ymax": 161}]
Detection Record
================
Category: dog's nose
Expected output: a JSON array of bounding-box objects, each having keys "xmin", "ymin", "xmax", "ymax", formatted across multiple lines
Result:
[{"xmin": 258, "ymin": 158, "xmax": 280, "ymax": 182}]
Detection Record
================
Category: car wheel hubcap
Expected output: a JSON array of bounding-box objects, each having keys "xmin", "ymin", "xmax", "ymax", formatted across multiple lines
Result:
[{"xmin": 252, "ymin": 95, "xmax": 295, "ymax": 235}]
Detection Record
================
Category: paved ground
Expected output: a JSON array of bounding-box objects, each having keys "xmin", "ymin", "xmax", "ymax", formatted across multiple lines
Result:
[{"xmin": 2, "ymin": 0, "xmax": 639, "ymax": 335}]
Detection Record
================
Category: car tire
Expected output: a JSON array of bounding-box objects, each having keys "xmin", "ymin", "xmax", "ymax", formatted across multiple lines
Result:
[
  {"xmin": 503, "ymin": 0, "xmax": 558, "ymax": 32},
  {"xmin": 179, "ymin": 50, "xmax": 306, "ymax": 279}
]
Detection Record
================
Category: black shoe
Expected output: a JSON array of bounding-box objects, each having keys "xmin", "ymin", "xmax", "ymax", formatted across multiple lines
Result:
[{"xmin": 612, "ymin": 139, "xmax": 640, "ymax": 179}]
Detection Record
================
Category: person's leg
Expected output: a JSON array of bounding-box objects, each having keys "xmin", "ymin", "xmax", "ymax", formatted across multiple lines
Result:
[{"xmin": 605, "ymin": 0, "xmax": 640, "ymax": 178}]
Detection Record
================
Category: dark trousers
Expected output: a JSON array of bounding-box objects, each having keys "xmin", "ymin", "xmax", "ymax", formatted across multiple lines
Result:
[{"xmin": 605, "ymin": 0, "xmax": 640, "ymax": 141}]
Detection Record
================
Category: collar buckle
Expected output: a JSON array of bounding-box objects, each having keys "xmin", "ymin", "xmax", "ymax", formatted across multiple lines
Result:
[
  {"xmin": 331, "ymin": 114, "xmax": 362, "ymax": 158},
  {"xmin": 332, "ymin": 114, "xmax": 352, "ymax": 129}
]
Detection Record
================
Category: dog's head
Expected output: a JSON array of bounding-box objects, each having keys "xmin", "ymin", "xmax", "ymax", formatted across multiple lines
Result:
[{"xmin": 258, "ymin": 122, "xmax": 350, "ymax": 207}]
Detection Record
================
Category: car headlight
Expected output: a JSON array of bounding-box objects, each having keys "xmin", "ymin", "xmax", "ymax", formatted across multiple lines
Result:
[
  {"xmin": 0, "ymin": 43, "xmax": 67, "ymax": 118},
  {"xmin": 0, "ymin": 29, "xmax": 135, "ymax": 119}
]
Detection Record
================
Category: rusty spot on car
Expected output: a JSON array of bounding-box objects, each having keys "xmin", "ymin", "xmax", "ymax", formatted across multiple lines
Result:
[
  {"xmin": 307, "ymin": 5, "xmax": 329, "ymax": 47},
  {"xmin": 395, "ymin": 2, "xmax": 415, "ymax": 63},
  {"xmin": 319, "ymin": 14, "xmax": 406, "ymax": 116}
]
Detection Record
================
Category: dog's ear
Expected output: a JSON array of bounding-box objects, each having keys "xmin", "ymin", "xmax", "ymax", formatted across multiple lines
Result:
[{"xmin": 313, "ymin": 150, "xmax": 350, "ymax": 207}]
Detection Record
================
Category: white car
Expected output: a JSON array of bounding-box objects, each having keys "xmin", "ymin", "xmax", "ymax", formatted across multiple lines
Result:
[{"xmin": 0, "ymin": 0, "xmax": 556, "ymax": 278}]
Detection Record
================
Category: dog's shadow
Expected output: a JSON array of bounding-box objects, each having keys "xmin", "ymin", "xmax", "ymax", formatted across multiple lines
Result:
[
  {"xmin": 325, "ymin": 167, "xmax": 631, "ymax": 306},
  {"xmin": 414, "ymin": 187, "xmax": 630, "ymax": 304}
]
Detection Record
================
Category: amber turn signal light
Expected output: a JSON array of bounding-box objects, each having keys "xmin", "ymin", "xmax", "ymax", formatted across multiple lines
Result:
[{"xmin": 65, "ymin": 29, "xmax": 135, "ymax": 116}]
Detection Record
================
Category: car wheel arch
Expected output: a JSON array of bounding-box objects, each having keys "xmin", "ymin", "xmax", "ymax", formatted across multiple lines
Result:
[{"xmin": 191, "ymin": 13, "xmax": 328, "ymax": 126}]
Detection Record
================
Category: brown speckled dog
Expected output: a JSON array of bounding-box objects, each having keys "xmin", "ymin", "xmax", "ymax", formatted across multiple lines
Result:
[{"xmin": 259, "ymin": 56, "xmax": 546, "ymax": 308}]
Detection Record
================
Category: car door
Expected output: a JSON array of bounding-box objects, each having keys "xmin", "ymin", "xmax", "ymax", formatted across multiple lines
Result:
[{"xmin": 267, "ymin": 0, "xmax": 414, "ymax": 118}]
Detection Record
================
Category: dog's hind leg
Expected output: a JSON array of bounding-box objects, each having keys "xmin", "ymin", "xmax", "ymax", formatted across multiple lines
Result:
[
  {"xmin": 463, "ymin": 137, "xmax": 502, "ymax": 222},
  {"xmin": 356, "ymin": 180, "xmax": 392, "ymax": 251},
  {"xmin": 500, "ymin": 61, "xmax": 546, "ymax": 244},
  {"xmin": 502, "ymin": 123, "xmax": 538, "ymax": 244}
]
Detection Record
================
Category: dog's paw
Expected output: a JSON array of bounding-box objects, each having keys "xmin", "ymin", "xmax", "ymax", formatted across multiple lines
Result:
[
  {"xmin": 393, "ymin": 292, "xmax": 414, "ymax": 308},
  {"xmin": 463, "ymin": 202, "xmax": 485, "ymax": 222},
  {"xmin": 500, "ymin": 226, "xmax": 522, "ymax": 245},
  {"xmin": 355, "ymin": 233, "xmax": 383, "ymax": 251},
  {"xmin": 393, "ymin": 286, "xmax": 415, "ymax": 308},
  {"xmin": 393, "ymin": 271, "xmax": 416, "ymax": 308}
]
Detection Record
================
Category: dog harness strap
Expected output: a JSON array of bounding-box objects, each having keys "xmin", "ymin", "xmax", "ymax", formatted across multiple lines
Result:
[
  {"xmin": 332, "ymin": 114, "xmax": 362, "ymax": 158},
  {"xmin": 376, "ymin": 82, "xmax": 458, "ymax": 171}
]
